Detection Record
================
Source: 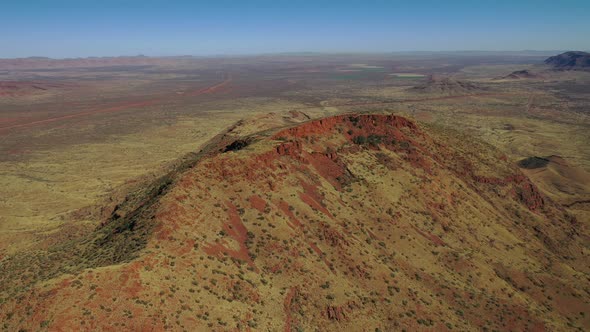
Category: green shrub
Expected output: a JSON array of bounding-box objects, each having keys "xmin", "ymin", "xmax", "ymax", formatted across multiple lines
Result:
[{"xmin": 353, "ymin": 136, "xmax": 367, "ymax": 145}]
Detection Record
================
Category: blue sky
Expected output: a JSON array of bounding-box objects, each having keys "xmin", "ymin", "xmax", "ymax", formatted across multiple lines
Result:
[{"xmin": 1, "ymin": 0, "xmax": 589, "ymax": 58}]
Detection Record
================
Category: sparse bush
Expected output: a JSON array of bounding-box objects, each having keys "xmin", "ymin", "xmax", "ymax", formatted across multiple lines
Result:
[
  {"xmin": 367, "ymin": 134, "xmax": 383, "ymax": 146},
  {"xmin": 353, "ymin": 136, "xmax": 367, "ymax": 145}
]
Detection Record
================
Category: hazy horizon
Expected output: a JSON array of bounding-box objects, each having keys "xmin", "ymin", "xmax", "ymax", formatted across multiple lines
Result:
[
  {"xmin": 2, "ymin": 0, "xmax": 590, "ymax": 58},
  {"xmin": 1, "ymin": 50, "xmax": 582, "ymax": 60}
]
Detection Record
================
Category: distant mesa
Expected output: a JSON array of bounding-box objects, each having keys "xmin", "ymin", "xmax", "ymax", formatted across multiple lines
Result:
[
  {"xmin": 544, "ymin": 51, "xmax": 590, "ymax": 70},
  {"xmin": 499, "ymin": 69, "xmax": 541, "ymax": 80},
  {"xmin": 409, "ymin": 75, "xmax": 487, "ymax": 95}
]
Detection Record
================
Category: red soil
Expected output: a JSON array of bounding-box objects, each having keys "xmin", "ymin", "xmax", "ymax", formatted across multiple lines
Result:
[
  {"xmin": 412, "ymin": 225, "xmax": 447, "ymax": 246},
  {"xmin": 299, "ymin": 180, "xmax": 333, "ymax": 218},
  {"xmin": 277, "ymin": 200, "xmax": 303, "ymax": 229},
  {"xmin": 283, "ymin": 287, "xmax": 300, "ymax": 332},
  {"xmin": 184, "ymin": 75, "xmax": 232, "ymax": 96},
  {"xmin": 307, "ymin": 241, "xmax": 333, "ymax": 272},
  {"xmin": 202, "ymin": 201, "xmax": 257, "ymax": 270},
  {"xmin": 249, "ymin": 195, "xmax": 267, "ymax": 213},
  {"xmin": 306, "ymin": 151, "xmax": 347, "ymax": 189}
]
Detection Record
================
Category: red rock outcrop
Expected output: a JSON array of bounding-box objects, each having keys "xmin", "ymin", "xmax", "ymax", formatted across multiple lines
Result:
[
  {"xmin": 325, "ymin": 301, "xmax": 358, "ymax": 321},
  {"xmin": 273, "ymin": 114, "xmax": 419, "ymax": 140},
  {"xmin": 474, "ymin": 174, "xmax": 545, "ymax": 211}
]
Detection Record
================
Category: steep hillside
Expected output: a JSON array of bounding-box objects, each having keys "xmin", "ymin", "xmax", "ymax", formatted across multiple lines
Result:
[
  {"xmin": 544, "ymin": 51, "xmax": 590, "ymax": 70},
  {"xmin": 519, "ymin": 155, "xmax": 590, "ymax": 222},
  {"xmin": 1, "ymin": 114, "xmax": 588, "ymax": 331}
]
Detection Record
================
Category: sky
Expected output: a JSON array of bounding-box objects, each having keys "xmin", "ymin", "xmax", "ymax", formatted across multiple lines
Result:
[{"xmin": 1, "ymin": 0, "xmax": 589, "ymax": 58}]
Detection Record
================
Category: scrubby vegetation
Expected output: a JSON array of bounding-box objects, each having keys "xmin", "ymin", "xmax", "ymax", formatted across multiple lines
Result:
[{"xmin": 2, "ymin": 114, "xmax": 587, "ymax": 331}]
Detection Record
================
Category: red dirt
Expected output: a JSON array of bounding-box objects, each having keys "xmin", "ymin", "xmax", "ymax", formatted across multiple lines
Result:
[
  {"xmin": 277, "ymin": 200, "xmax": 303, "ymax": 229},
  {"xmin": 202, "ymin": 201, "xmax": 257, "ymax": 270},
  {"xmin": 283, "ymin": 287, "xmax": 299, "ymax": 332},
  {"xmin": 184, "ymin": 74, "xmax": 232, "ymax": 96},
  {"xmin": 306, "ymin": 151, "xmax": 347, "ymax": 189},
  {"xmin": 249, "ymin": 195, "xmax": 267, "ymax": 213},
  {"xmin": 307, "ymin": 241, "xmax": 333, "ymax": 272},
  {"xmin": 299, "ymin": 180, "xmax": 333, "ymax": 218},
  {"xmin": 412, "ymin": 225, "xmax": 447, "ymax": 246}
]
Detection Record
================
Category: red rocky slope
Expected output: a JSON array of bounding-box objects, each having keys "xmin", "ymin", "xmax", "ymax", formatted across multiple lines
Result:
[{"xmin": 1, "ymin": 114, "xmax": 588, "ymax": 331}]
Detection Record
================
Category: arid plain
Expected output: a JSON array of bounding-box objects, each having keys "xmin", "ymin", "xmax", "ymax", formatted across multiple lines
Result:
[{"xmin": 1, "ymin": 52, "xmax": 589, "ymax": 330}]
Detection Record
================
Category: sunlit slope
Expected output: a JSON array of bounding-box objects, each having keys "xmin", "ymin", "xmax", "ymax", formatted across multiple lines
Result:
[{"xmin": 1, "ymin": 114, "xmax": 588, "ymax": 331}]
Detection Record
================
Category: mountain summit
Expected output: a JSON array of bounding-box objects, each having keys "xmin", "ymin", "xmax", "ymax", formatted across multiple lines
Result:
[{"xmin": 1, "ymin": 114, "xmax": 587, "ymax": 331}]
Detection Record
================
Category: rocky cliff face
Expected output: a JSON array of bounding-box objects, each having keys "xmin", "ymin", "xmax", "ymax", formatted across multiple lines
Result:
[{"xmin": 1, "ymin": 114, "xmax": 588, "ymax": 331}]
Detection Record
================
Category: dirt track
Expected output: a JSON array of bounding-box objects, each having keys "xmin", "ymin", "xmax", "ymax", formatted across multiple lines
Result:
[{"xmin": 185, "ymin": 74, "xmax": 232, "ymax": 96}]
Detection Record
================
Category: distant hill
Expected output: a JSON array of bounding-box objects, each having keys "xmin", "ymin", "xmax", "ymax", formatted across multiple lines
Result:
[
  {"xmin": 496, "ymin": 69, "xmax": 542, "ymax": 80},
  {"xmin": 1, "ymin": 113, "xmax": 587, "ymax": 331},
  {"xmin": 544, "ymin": 51, "xmax": 590, "ymax": 70}
]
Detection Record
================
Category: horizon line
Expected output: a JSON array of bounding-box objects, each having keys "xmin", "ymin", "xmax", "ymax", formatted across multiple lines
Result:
[{"xmin": 1, "ymin": 49, "xmax": 586, "ymax": 60}]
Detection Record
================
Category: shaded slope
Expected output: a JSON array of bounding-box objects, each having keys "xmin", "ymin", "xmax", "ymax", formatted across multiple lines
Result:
[
  {"xmin": 1, "ymin": 114, "xmax": 588, "ymax": 331},
  {"xmin": 519, "ymin": 155, "xmax": 590, "ymax": 222}
]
